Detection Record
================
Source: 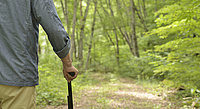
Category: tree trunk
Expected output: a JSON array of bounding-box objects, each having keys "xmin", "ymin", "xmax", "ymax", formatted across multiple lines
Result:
[
  {"xmin": 78, "ymin": 0, "xmax": 91, "ymax": 66},
  {"xmin": 143, "ymin": 0, "xmax": 147, "ymax": 19},
  {"xmin": 70, "ymin": 0, "xmax": 77, "ymax": 61},
  {"xmin": 134, "ymin": 5, "xmax": 148, "ymax": 32},
  {"xmin": 60, "ymin": 0, "xmax": 70, "ymax": 34},
  {"xmin": 120, "ymin": 0, "xmax": 137, "ymax": 57},
  {"xmin": 78, "ymin": 0, "xmax": 82, "ymax": 62},
  {"xmin": 85, "ymin": 0, "xmax": 97, "ymax": 70},
  {"xmin": 130, "ymin": 0, "xmax": 140, "ymax": 57},
  {"xmin": 108, "ymin": 0, "xmax": 120, "ymax": 66}
]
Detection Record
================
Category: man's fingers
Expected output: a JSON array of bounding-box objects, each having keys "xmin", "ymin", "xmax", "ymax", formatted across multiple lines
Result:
[
  {"xmin": 68, "ymin": 71, "xmax": 78, "ymax": 79},
  {"xmin": 64, "ymin": 73, "xmax": 74, "ymax": 82},
  {"xmin": 64, "ymin": 74, "xmax": 69, "ymax": 82},
  {"xmin": 64, "ymin": 73, "xmax": 71, "ymax": 82},
  {"xmin": 66, "ymin": 73, "xmax": 76, "ymax": 80}
]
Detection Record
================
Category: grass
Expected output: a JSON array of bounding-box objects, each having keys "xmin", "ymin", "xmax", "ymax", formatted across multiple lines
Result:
[
  {"xmin": 36, "ymin": 71, "xmax": 183, "ymax": 109},
  {"xmin": 35, "ymin": 54, "xmax": 183, "ymax": 108}
]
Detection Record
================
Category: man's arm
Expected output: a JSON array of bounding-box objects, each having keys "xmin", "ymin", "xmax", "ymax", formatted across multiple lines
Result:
[
  {"xmin": 32, "ymin": 0, "xmax": 70, "ymax": 58},
  {"xmin": 32, "ymin": 0, "xmax": 79, "ymax": 81},
  {"xmin": 61, "ymin": 54, "xmax": 79, "ymax": 82}
]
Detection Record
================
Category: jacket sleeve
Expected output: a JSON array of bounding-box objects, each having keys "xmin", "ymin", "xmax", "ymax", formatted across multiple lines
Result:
[{"xmin": 32, "ymin": 0, "xmax": 70, "ymax": 58}]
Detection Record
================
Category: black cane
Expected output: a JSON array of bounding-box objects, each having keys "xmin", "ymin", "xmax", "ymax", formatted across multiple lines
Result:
[{"xmin": 68, "ymin": 72, "xmax": 75, "ymax": 109}]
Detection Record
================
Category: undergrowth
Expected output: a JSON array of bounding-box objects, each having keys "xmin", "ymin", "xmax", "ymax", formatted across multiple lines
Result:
[{"xmin": 36, "ymin": 54, "xmax": 199, "ymax": 108}]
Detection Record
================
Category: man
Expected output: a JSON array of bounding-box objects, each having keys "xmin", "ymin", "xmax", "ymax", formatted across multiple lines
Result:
[{"xmin": 0, "ymin": 0, "xmax": 79, "ymax": 108}]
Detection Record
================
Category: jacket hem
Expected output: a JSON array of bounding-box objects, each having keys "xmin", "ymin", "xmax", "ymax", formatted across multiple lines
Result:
[{"xmin": 0, "ymin": 81, "xmax": 39, "ymax": 87}]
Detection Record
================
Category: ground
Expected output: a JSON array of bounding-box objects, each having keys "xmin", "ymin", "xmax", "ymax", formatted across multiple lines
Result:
[{"xmin": 37, "ymin": 73, "xmax": 181, "ymax": 109}]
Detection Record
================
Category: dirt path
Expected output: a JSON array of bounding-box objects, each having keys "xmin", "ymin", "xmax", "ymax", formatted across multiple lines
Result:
[{"xmin": 39, "ymin": 73, "xmax": 180, "ymax": 109}]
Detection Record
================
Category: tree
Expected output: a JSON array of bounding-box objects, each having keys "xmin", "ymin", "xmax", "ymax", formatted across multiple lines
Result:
[
  {"xmin": 85, "ymin": 0, "xmax": 97, "ymax": 70},
  {"xmin": 130, "ymin": 0, "xmax": 140, "ymax": 57},
  {"xmin": 70, "ymin": 0, "xmax": 78, "ymax": 60},
  {"xmin": 78, "ymin": 0, "xmax": 91, "ymax": 65},
  {"xmin": 108, "ymin": 0, "xmax": 120, "ymax": 66},
  {"xmin": 146, "ymin": 0, "xmax": 200, "ymax": 88},
  {"xmin": 60, "ymin": 0, "xmax": 71, "ymax": 34}
]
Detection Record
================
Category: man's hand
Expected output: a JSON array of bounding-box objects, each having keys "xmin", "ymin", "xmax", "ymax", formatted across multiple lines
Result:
[{"xmin": 61, "ymin": 54, "xmax": 79, "ymax": 82}]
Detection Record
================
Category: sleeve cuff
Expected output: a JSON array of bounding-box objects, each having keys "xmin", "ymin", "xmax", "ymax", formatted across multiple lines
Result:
[{"xmin": 55, "ymin": 40, "xmax": 71, "ymax": 59}]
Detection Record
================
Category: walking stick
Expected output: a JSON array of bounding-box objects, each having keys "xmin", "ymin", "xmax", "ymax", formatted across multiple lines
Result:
[{"xmin": 68, "ymin": 72, "xmax": 75, "ymax": 109}]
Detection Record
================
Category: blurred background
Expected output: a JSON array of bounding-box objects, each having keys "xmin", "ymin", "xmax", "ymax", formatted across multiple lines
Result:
[{"xmin": 36, "ymin": 0, "xmax": 200, "ymax": 108}]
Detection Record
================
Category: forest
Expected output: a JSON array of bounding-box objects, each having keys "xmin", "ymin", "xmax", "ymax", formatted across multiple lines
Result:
[{"xmin": 37, "ymin": 0, "xmax": 200, "ymax": 108}]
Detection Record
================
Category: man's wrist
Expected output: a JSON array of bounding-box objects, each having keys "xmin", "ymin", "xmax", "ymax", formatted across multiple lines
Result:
[{"xmin": 61, "ymin": 54, "xmax": 72, "ymax": 67}]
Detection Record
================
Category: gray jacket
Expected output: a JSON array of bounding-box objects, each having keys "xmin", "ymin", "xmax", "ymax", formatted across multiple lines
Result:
[{"xmin": 0, "ymin": 0, "xmax": 70, "ymax": 86}]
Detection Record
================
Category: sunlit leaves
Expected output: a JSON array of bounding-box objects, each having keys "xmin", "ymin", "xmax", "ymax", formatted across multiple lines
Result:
[
  {"xmin": 146, "ymin": 0, "xmax": 200, "ymax": 89},
  {"xmin": 147, "ymin": 0, "xmax": 200, "ymax": 38}
]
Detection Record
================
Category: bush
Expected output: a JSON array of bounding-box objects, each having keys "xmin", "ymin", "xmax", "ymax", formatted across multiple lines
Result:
[{"xmin": 36, "ymin": 54, "xmax": 68, "ymax": 106}]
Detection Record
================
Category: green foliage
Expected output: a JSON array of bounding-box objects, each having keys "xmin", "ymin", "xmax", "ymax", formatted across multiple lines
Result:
[
  {"xmin": 35, "ymin": 0, "xmax": 200, "ymax": 108},
  {"xmin": 172, "ymin": 88, "xmax": 200, "ymax": 108},
  {"xmin": 36, "ymin": 54, "xmax": 68, "ymax": 106},
  {"xmin": 119, "ymin": 55, "xmax": 155, "ymax": 79},
  {"xmin": 148, "ymin": 0, "xmax": 200, "ymax": 38},
  {"xmin": 143, "ymin": 1, "xmax": 200, "ymax": 108},
  {"xmin": 146, "ymin": 0, "xmax": 200, "ymax": 89},
  {"xmin": 150, "ymin": 38, "xmax": 200, "ymax": 87},
  {"xmin": 36, "ymin": 53, "xmax": 93, "ymax": 106}
]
